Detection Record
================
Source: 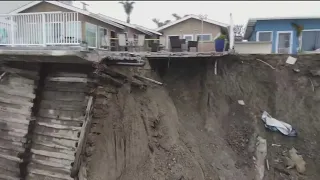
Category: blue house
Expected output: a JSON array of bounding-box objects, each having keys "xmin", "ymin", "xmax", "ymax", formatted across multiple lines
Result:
[{"xmin": 244, "ymin": 16, "xmax": 320, "ymax": 54}]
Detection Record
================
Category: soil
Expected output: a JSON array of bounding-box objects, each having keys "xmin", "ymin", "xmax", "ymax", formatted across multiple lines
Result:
[{"xmin": 84, "ymin": 55, "xmax": 320, "ymax": 180}]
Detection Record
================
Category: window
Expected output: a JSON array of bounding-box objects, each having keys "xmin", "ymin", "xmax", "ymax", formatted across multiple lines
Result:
[
  {"xmin": 133, "ymin": 34, "xmax": 138, "ymax": 43},
  {"xmin": 98, "ymin": 27, "xmax": 108, "ymax": 49},
  {"xmin": 257, "ymin": 31, "xmax": 272, "ymax": 42},
  {"xmin": 301, "ymin": 30, "xmax": 320, "ymax": 51},
  {"xmin": 66, "ymin": 21, "xmax": 82, "ymax": 43},
  {"xmin": 46, "ymin": 22, "xmax": 63, "ymax": 44},
  {"xmin": 196, "ymin": 34, "xmax": 212, "ymax": 42},
  {"xmin": 85, "ymin": 22, "xmax": 97, "ymax": 48},
  {"xmin": 183, "ymin": 34, "xmax": 193, "ymax": 42}
]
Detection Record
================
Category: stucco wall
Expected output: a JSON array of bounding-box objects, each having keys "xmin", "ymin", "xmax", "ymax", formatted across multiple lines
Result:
[
  {"xmin": 234, "ymin": 42, "xmax": 272, "ymax": 54},
  {"xmin": 249, "ymin": 19, "xmax": 320, "ymax": 54},
  {"xmin": 159, "ymin": 18, "xmax": 221, "ymax": 52}
]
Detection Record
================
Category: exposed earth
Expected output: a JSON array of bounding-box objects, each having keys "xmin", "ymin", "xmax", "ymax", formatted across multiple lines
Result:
[{"xmin": 83, "ymin": 55, "xmax": 320, "ymax": 180}]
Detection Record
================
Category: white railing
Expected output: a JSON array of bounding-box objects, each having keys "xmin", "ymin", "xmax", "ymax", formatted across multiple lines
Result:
[{"xmin": 0, "ymin": 12, "xmax": 81, "ymax": 46}]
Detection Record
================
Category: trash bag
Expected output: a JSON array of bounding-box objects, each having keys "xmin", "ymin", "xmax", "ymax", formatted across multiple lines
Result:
[{"xmin": 261, "ymin": 111, "xmax": 297, "ymax": 137}]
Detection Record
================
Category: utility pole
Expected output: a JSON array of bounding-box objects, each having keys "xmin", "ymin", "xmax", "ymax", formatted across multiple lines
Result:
[{"xmin": 198, "ymin": 14, "xmax": 207, "ymax": 52}]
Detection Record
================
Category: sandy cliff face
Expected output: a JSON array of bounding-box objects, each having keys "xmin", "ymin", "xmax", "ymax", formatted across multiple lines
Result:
[{"xmin": 85, "ymin": 55, "xmax": 320, "ymax": 180}]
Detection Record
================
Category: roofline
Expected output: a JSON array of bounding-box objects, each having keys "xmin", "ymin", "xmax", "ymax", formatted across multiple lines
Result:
[
  {"xmin": 244, "ymin": 16, "xmax": 320, "ymax": 40},
  {"xmin": 155, "ymin": 14, "xmax": 229, "ymax": 32},
  {"xmin": 98, "ymin": 14, "xmax": 161, "ymax": 36},
  {"xmin": 249, "ymin": 16, "xmax": 320, "ymax": 21},
  {"xmin": 9, "ymin": 1, "xmax": 125, "ymax": 29}
]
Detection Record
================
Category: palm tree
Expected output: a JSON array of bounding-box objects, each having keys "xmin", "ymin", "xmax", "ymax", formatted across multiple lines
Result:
[
  {"xmin": 119, "ymin": 0, "xmax": 135, "ymax": 23},
  {"xmin": 152, "ymin": 18, "xmax": 171, "ymax": 28},
  {"xmin": 172, "ymin": 13, "xmax": 181, "ymax": 20}
]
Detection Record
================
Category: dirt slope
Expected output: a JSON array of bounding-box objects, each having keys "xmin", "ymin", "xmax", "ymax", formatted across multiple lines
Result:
[{"xmin": 84, "ymin": 55, "xmax": 320, "ymax": 180}]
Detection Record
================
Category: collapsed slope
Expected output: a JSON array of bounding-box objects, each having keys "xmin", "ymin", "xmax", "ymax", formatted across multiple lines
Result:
[{"xmin": 84, "ymin": 54, "xmax": 320, "ymax": 180}]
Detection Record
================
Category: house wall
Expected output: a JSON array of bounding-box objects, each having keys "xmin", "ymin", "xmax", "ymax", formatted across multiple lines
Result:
[
  {"xmin": 159, "ymin": 18, "xmax": 222, "ymax": 52},
  {"xmin": 21, "ymin": 2, "xmax": 123, "ymax": 43},
  {"xmin": 249, "ymin": 19, "xmax": 320, "ymax": 54}
]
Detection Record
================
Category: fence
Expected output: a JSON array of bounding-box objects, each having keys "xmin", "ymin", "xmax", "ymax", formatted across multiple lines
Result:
[{"xmin": 0, "ymin": 11, "xmax": 80, "ymax": 46}]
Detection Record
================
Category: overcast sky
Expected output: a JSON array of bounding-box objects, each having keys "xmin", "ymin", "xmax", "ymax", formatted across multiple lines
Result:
[{"xmin": 76, "ymin": 1, "xmax": 320, "ymax": 29}]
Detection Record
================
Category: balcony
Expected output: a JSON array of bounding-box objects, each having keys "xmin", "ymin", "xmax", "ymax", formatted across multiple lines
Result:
[{"xmin": 0, "ymin": 12, "xmax": 81, "ymax": 47}]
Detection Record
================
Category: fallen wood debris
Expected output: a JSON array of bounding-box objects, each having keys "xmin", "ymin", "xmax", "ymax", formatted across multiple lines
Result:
[
  {"xmin": 134, "ymin": 75, "xmax": 163, "ymax": 85},
  {"xmin": 0, "ymin": 72, "xmax": 7, "ymax": 81},
  {"xmin": 255, "ymin": 59, "xmax": 276, "ymax": 70}
]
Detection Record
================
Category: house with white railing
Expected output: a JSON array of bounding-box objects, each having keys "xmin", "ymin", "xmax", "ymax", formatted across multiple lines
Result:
[{"xmin": 4, "ymin": 1, "xmax": 160, "ymax": 51}]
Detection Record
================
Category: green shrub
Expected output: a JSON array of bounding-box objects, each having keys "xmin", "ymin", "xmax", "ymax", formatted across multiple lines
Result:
[{"xmin": 215, "ymin": 34, "xmax": 226, "ymax": 41}]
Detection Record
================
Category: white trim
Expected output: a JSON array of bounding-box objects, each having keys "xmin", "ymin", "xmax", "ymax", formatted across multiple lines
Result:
[
  {"xmin": 195, "ymin": 33, "xmax": 212, "ymax": 42},
  {"xmin": 183, "ymin": 34, "xmax": 194, "ymax": 41},
  {"xmin": 256, "ymin": 31, "xmax": 273, "ymax": 42},
  {"xmin": 166, "ymin": 35, "xmax": 180, "ymax": 49},
  {"xmin": 275, "ymin": 31, "xmax": 293, "ymax": 54},
  {"xmin": 302, "ymin": 29, "xmax": 320, "ymax": 32},
  {"xmin": 156, "ymin": 14, "xmax": 229, "ymax": 31},
  {"xmin": 9, "ymin": 1, "xmax": 125, "ymax": 30}
]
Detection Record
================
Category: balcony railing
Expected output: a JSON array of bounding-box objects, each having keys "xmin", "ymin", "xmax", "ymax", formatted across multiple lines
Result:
[{"xmin": 0, "ymin": 12, "xmax": 80, "ymax": 46}]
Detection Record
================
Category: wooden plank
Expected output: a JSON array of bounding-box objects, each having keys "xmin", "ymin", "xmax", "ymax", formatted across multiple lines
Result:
[
  {"xmin": 0, "ymin": 66, "xmax": 39, "ymax": 80},
  {"xmin": 0, "ymin": 133, "xmax": 26, "ymax": 144},
  {"xmin": 46, "ymin": 77, "xmax": 88, "ymax": 83},
  {"xmin": 33, "ymin": 135, "xmax": 77, "ymax": 150},
  {"xmin": 0, "ymin": 102, "xmax": 32, "ymax": 114},
  {"xmin": 0, "ymin": 93, "xmax": 34, "ymax": 107},
  {"xmin": 0, "ymin": 80, "xmax": 35, "ymax": 90},
  {"xmin": 42, "ymin": 91, "xmax": 86, "ymax": 101},
  {"xmin": 0, "ymin": 158, "xmax": 20, "ymax": 173},
  {"xmin": 38, "ymin": 109, "xmax": 84, "ymax": 122},
  {"xmin": 32, "ymin": 154, "xmax": 73, "ymax": 169},
  {"xmin": 48, "ymin": 72, "xmax": 88, "ymax": 78},
  {"xmin": 0, "ymin": 120, "xmax": 29, "ymax": 132},
  {"xmin": 0, "ymin": 110, "xmax": 31, "ymax": 125},
  {"xmin": 34, "ymin": 125, "xmax": 80, "ymax": 141},
  {"xmin": 0, "ymin": 139, "xmax": 25, "ymax": 153},
  {"xmin": 0, "ymin": 148, "xmax": 22, "ymax": 163},
  {"xmin": 31, "ymin": 148, "xmax": 75, "ymax": 161},
  {"xmin": 36, "ymin": 121, "xmax": 81, "ymax": 131},
  {"xmin": 32, "ymin": 143, "xmax": 75, "ymax": 155},
  {"xmin": 29, "ymin": 162, "xmax": 71, "ymax": 175},
  {"xmin": 0, "ymin": 169, "xmax": 20, "ymax": 180},
  {"xmin": 6, "ymin": 75, "xmax": 35, "ymax": 85},
  {"xmin": 27, "ymin": 169, "xmax": 73, "ymax": 180},
  {"xmin": 72, "ymin": 96, "xmax": 93, "ymax": 176},
  {"xmin": 36, "ymin": 117, "xmax": 82, "ymax": 127},
  {"xmin": 0, "ymin": 104, "xmax": 32, "ymax": 116},
  {"xmin": 40, "ymin": 100, "xmax": 87, "ymax": 112},
  {"xmin": 0, "ymin": 85, "xmax": 35, "ymax": 99},
  {"xmin": 26, "ymin": 173, "xmax": 71, "ymax": 180},
  {"xmin": 0, "ymin": 154, "xmax": 22, "ymax": 163}
]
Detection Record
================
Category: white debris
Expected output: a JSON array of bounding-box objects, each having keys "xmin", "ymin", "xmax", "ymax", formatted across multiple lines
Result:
[
  {"xmin": 286, "ymin": 56, "xmax": 297, "ymax": 65},
  {"xmin": 238, "ymin": 100, "xmax": 245, "ymax": 105}
]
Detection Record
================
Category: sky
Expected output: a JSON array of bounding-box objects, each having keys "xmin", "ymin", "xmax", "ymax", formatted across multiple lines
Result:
[{"xmin": 74, "ymin": 1, "xmax": 320, "ymax": 29}]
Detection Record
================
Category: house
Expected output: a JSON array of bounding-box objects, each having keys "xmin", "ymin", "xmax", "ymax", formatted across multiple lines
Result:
[
  {"xmin": 8, "ymin": 1, "xmax": 128, "ymax": 50},
  {"xmin": 244, "ymin": 16, "xmax": 320, "ymax": 54},
  {"xmin": 156, "ymin": 14, "xmax": 229, "ymax": 52},
  {"xmin": 97, "ymin": 13, "xmax": 162, "ymax": 50}
]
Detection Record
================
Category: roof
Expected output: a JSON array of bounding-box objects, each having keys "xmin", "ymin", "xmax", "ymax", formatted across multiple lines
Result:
[
  {"xmin": 244, "ymin": 16, "xmax": 320, "ymax": 40},
  {"xmin": 97, "ymin": 14, "xmax": 162, "ymax": 36},
  {"xmin": 155, "ymin": 14, "xmax": 229, "ymax": 32},
  {"xmin": 9, "ymin": 1, "xmax": 125, "ymax": 29}
]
